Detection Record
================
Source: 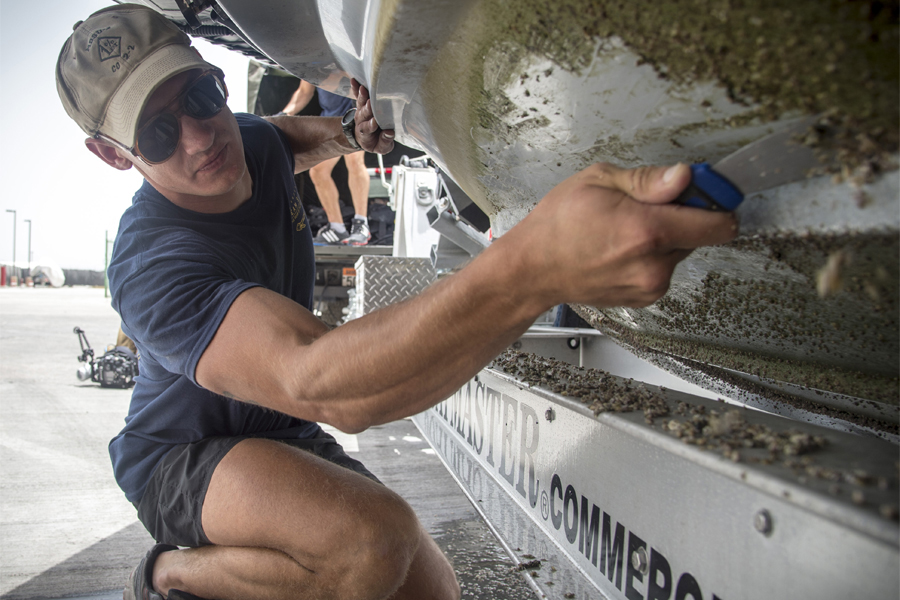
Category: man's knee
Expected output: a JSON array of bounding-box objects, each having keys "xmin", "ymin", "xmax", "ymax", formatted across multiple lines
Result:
[
  {"xmin": 422, "ymin": 538, "xmax": 461, "ymax": 600},
  {"xmin": 309, "ymin": 162, "xmax": 333, "ymax": 187},
  {"xmin": 334, "ymin": 489, "xmax": 421, "ymax": 599}
]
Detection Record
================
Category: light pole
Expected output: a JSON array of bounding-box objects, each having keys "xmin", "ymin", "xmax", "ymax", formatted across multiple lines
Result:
[
  {"xmin": 23, "ymin": 219, "xmax": 31, "ymax": 275},
  {"xmin": 5, "ymin": 209, "xmax": 15, "ymax": 284},
  {"xmin": 104, "ymin": 230, "xmax": 113, "ymax": 298}
]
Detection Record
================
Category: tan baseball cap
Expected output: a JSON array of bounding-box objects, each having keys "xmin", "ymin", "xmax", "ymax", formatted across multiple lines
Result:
[{"xmin": 56, "ymin": 3, "xmax": 220, "ymax": 147}]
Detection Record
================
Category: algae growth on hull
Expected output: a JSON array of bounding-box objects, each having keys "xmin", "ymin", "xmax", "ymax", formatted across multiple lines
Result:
[
  {"xmin": 652, "ymin": 232, "xmax": 899, "ymax": 375},
  {"xmin": 471, "ymin": 0, "xmax": 898, "ymax": 140},
  {"xmin": 571, "ymin": 229, "xmax": 900, "ymax": 404}
]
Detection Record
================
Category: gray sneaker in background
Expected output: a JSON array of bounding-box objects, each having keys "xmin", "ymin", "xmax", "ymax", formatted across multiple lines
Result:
[
  {"xmin": 344, "ymin": 218, "xmax": 371, "ymax": 246},
  {"xmin": 314, "ymin": 224, "xmax": 350, "ymax": 245}
]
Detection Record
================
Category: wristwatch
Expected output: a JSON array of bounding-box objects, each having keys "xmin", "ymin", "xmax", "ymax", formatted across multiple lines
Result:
[{"xmin": 341, "ymin": 107, "xmax": 362, "ymax": 151}]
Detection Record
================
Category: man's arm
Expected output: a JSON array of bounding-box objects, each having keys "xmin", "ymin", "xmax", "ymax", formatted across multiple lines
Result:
[
  {"xmin": 264, "ymin": 114, "xmax": 351, "ymax": 173},
  {"xmin": 265, "ymin": 80, "xmax": 394, "ymax": 174},
  {"xmin": 196, "ymin": 162, "xmax": 738, "ymax": 433}
]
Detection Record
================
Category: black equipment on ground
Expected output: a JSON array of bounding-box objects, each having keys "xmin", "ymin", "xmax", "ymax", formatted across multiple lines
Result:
[{"xmin": 74, "ymin": 327, "xmax": 139, "ymax": 388}]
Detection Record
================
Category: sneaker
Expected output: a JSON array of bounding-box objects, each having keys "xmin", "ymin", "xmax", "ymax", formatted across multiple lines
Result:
[
  {"xmin": 124, "ymin": 543, "xmax": 176, "ymax": 600},
  {"xmin": 343, "ymin": 218, "xmax": 371, "ymax": 246},
  {"xmin": 124, "ymin": 544, "xmax": 211, "ymax": 600},
  {"xmin": 313, "ymin": 223, "xmax": 350, "ymax": 245}
]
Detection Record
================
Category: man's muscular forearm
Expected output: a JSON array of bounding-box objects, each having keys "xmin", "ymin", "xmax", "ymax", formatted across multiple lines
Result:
[
  {"xmin": 292, "ymin": 238, "xmax": 545, "ymax": 431},
  {"xmin": 266, "ymin": 80, "xmax": 395, "ymax": 174}
]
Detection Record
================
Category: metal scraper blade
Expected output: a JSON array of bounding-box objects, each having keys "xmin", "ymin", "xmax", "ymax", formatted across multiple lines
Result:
[{"xmin": 713, "ymin": 116, "xmax": 833, "ymax": 196}]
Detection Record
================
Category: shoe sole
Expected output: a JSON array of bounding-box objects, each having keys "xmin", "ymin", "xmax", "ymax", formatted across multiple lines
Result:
[{"xmin": 342, "ymin": 236, "xmax": 371, "ymax": 246}]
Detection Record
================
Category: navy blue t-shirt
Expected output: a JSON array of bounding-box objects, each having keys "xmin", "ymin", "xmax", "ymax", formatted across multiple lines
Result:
[
  {"xmin": 317, "ymin": 89, "xmax": 354, "ymax": 117},
  {"xmin": 108, "ymin": 113, "xmax": 320, "ymax": 503}
]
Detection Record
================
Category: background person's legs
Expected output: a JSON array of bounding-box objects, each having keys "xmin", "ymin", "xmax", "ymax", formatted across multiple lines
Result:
[
  {"xmin": 309, "ymin": 156, "xmax": 349, "ymax": 244},
  {"xmin": 344, "ymin": 151, "xmax": 369, "ymax": 218},
  {"xmin": 309, "ymin": 156, "xmax": 344, "ymax": 226},
  {"xmin": 343, "ymin": 151, "xmax": 372, "ymax": 245},
  {"xmin": 151, "ymin": 438, "xmax": 459, "ymax": 600}
]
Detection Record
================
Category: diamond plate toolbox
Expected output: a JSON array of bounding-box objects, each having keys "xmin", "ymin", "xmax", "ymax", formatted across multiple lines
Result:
[{"xmin": 354, "ymin": 256, "xmax": 436, "ymax": 315}]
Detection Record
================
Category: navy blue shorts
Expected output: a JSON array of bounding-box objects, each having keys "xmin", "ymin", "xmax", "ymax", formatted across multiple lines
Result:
[{"xmin": 135, "ymin": 429, "xmax": 379, "ymax": 547}]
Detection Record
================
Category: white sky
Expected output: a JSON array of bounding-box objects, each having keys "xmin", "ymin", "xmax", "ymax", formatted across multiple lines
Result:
[{"xmin": 0, "ymin": 1, "xmax": 250, "ymax": 270}]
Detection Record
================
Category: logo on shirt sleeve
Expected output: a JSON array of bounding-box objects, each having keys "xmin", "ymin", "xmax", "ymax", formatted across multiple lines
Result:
[{"xmin": 290, "ymin": 189, "xmax": 307, "ymax": 232}]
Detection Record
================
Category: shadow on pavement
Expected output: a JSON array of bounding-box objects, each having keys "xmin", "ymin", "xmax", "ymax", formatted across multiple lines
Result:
[{"xmin": 1, "ymin": 521, "xmax": 153, "ymax": 600}]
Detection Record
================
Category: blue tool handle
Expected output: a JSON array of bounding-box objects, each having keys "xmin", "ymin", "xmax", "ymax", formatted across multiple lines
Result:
[{"xmin": 673, "ymin": 163, "xmax": 744, "ymax": 211}]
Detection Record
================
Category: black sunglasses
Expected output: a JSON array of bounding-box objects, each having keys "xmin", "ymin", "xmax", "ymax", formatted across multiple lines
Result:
[{"xmin": 98, "ymin": 71, "xmax": 229, "ymax": 164}]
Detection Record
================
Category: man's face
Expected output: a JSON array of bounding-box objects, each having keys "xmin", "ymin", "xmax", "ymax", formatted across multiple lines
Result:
[{"xmin": 126, "ymin": 69, "xmax": 248, "ymax": 209}]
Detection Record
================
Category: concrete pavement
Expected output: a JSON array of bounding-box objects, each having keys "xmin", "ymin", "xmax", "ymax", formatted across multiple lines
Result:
[{"xmin": 0, "ymin": 286, "xmax": 534, "ymax": 599}]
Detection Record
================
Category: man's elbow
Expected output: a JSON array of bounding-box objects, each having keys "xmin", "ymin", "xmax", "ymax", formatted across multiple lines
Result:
[
  {"xmin": 335, "ymin": 420, "xmax": 369, "ymax": 435},
  {"xmin": 305, "ymin": 397, "xmax": 376, "ymax": 435},
  {"xmin": 326, "ymin": 412, "xmax": 372, "ymax": 435}
]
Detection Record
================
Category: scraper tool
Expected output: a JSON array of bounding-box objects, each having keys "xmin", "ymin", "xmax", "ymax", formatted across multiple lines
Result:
[{"xmin": 674, "ymin": 116, "xmax": 828, "ymax": 211}]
